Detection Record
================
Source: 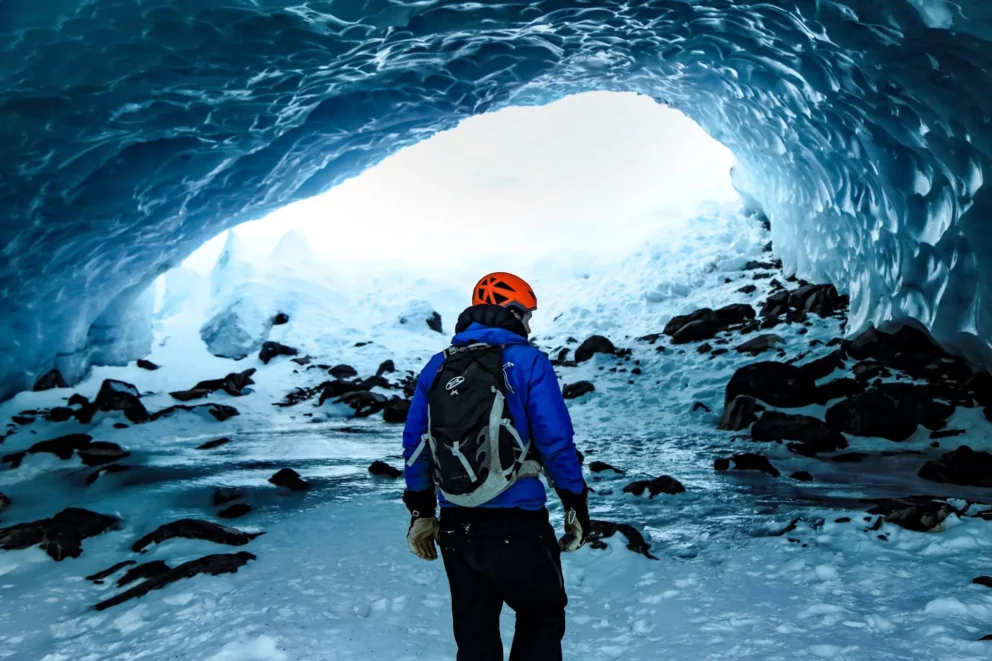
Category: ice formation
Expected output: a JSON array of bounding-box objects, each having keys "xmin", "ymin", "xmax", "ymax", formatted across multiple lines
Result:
[{"xmin": 2, "ymin": 0, "xmax": 991, "ymax": 397}]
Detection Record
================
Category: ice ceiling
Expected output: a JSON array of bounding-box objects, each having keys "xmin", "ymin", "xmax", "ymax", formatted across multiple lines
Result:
[{"xmin": 2, "ymin": 0, "xmax": 991, "ymax": 399}]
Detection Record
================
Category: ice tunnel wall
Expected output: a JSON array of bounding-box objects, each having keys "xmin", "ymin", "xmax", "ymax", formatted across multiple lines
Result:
[{"xmin": 2, "ymin": 0, "xmax": 992, "ymax": 399}]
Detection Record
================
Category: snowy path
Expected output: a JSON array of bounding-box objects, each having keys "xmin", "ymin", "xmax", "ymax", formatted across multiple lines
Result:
[{"xmin": 3, "ymin": 213, "xmax": 992, "ymax": 660}]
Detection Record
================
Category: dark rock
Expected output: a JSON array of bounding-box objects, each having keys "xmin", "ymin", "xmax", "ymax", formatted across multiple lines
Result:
[
  {"xmin": 356, "ymin": 375, "xmax": 392, "ymax": 391},
  {"xmin": 636, "ymin": 333, "xmax": 662, "ymax": 344},
  {"xmin": 77, "ymin": 441, "xmax": 129, "ymax": 467},
  {"xmin": 664, "ymin": 308, "xmax": 714, "ymax": 336},
  {"xmin": 714, "ymin": 457, "xmax": 731, "ymax": 471},
  {"xmin": 718, "ymin": 395, "xmax": 766, "ymax": 431},
  {"xmin": 744, "ymin": 260, "xmax": 776, "ymax": 271},
  {"xmin": 714, "ymin": 303, "xmax": 757, "ymax": 326},
  {"xmin": 86, "ymin": 560, "xmax": 137, "ymax": 583},
  {"xmin": 711, "ymin": 348, "xmax": 729, "ymax": 357},
  {"xmin": 725, "ymin": 362, "xmax": 818, "ymax": 408},
  {"xmin": 95, "ymin": 379, "xmax": 149, "ymax": 424},
  {"xmin": 11, "ymin": 415, "xmax": 34, "ymax": 425},
  {"xmin": 46, "ymin": 407, "xmax": 74, "ymax": 422},
  {"xmin": 714, "ymin": 453, "xmax": 780, "ymax": 477},
  {"xmin": 273, "ymin": 312, "xmax": 290, "ymax": 325},
  {"xmin": 762, "ymin": 241, "xmax": 773, "ymax": 253},
  {"xmin": 973, "ymin": 576, "xmax": 992, "ymax": 589},
  {"xmin": 376, "ymin": 360, "xmax": 396, "ymax": 376},
  {"xmin": 337, "ymin": 390, "xmax": 387, "ymax": 417},
  {"xmin": 169, "ymin": 387, "xmax": 212, "ymax": 402},
  {"xmin": 575, "ymin": 336, "xmax": 616, "ymax": 362},
  {"xmin": 291, "ymin": 356, "xmax": 312, "ymax": 366},
  {"xmin": 692, "ymin": 402, "xmax": 711, "ymax": 413},
  {"xmin": 790, "ymin": 471, "xmax": 813, "ymax": 482},
  {"xmin": 587, "ymin": 520, "xmax": 657, "ymax": 560},
  {"xmin": 815, "ymin": 378, "xmax": 865, "ymax": 403},
  {"xmin": 269, "ymin": 468, "xmax": 309, "ymax": 491},
  {"xmin": 589, "ymin": 461, "xmax": 623, "ymax": 474},
  {"xmin": 672, "ymin": 318, "xmax": 720, "ymax": 344},
  {"xmin": 317, "ymin": 379, "xmax": 364, "ymax": 406},
  {"xmin": 834, "ymin": 517, "xmax": 851, "ymax": 523},
  {"xmin": 832, "ymin": 452, "xmax": 868, "ymax": 463},
  {"xmin": 929, "ymin": 429, "xmax": 965, "ymax": 440},
  {"xmin": 698, "ymin": 343, "xmax": 712, "ymax": 354},
  {"xmin": 752, "ymin": 411, "xmax": 848, "ymax": 455},
  {"xmin": 382, "ymin": 398, "xmax": 412, "ymax": 424},
  {"xmin": 212, "ymin": 489, "xmax": 242, "ymax": 506},
  {"xmin": 736, "ymin": 334, "xmax": 784, "ymax": 355},
  {"xmin": 118, "ymin": 560, "xmax": 171, "ymax": 587},
  {"xmin": 132, "ymin": 519, "xmax": 262, "ymax": 553},
  {"xmin": 112, "ymin": 422, "xmax": 129, "ymax": 429},
  {"xmin": 852, "ymin": 360, "xmax": 888, "ymax": 381},
  {"xmin": 258, "ymin": 341, "xmax": 299, "ymax": 364},
  {"xmin": 197, "ymin": 437, "xmax": 231, "ymax": 450},
  {"xmin": 150, "ymin": 403, "xmax": 240, "ymax": 422},
  {"xmin": 0, "ymin": 508, "xmax": 120, "ymax": 560},
  {"xmin": 426, "ymin": 312, "xmax": 443, "ymax": 334},
  {"xmin": 631, "ymin": 367, "xmax": 642, "ymax": 375},
  {"xmin": 737, "ymin": 284, "xmax": 757, "ymax": 294},
  {"xmin": 86, "ymin": 464, "xmax": 129, "ymax": 485},
  {"xmin": 218, "ymin": 504, "xmax": 252, "ymax": 519},
  {"xmin": 0, "ymin": 491, "xmax": 9, "ymax": 513},
  {"xmin": 760, "ymin": 290, "xmax": 790, "ymax": 318},
  {"xmin": 330, "ymin": 364, "xmax": 358, "ymax": 379},
  {"xmin": 136, "ymin": 359, "xmax": 159, "ymax": 371},
  {"xmin": 825, "ymin": 384, "xmax": 952, "ymax": 442},
  {"xmin": 799, "ymin": 351, "xmax": 846, "ymax": 381},
  {"xmin": 563, "ymin": 381, "xmax": 595, "ymax": 399},
  {"xmin": 94, "ymin": 552, "xmax": 256, "ymax": 612},
  {"xmin": 623, "ymin": 475, "xmax": 685, "ymax": 497},
  {"xmin": 194, "ymin": 368, "xmax": 257, "ymax": 398},
  {"xmin": 2, "ymin": 433, "xmax": 93, "ymax": 468},
  {"xmin": 33, "ymin": 369, "xmax": 69, "ymax": 391},
  {"xmin": 369, "ymin": 460, "xmax": 403, "ymax": 479},
  {"xmin": 919, "ymin": 446, "xmax": 992, "ymax": 488},
  {"xmin": 867, "ymin": 497, "xmax": 957, "ymax": 532},
  {"xmin": 67, "ymin": 394, "xmax": 90, "ymax": 408}
]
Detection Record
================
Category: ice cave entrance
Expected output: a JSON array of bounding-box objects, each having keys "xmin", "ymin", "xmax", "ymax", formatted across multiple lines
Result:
[{"xmin": 159, "ymin": 92, "xmax": 742, "ymax": 350}]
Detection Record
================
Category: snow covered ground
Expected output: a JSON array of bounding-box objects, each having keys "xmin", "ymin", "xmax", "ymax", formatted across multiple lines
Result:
[{"xmin": 2, "ymin": 210, "xmax": 992, "ymax": 661}]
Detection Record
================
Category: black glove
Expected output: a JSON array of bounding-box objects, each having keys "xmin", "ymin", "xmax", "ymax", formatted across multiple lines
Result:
[
  {"xmin": 403, "ymin": 488, "xmax": 437, "ymax": 520},
  {"xmin": 556, "ymin": 486, "xmax": 590, "ymax": 552}
]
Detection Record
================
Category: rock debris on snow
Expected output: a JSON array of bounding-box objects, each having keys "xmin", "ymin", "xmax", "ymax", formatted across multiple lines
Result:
[
  {"xmin": 368, "ymin": 460, "xmax": 403, "ymax": 479},
  {"xmin": 131, "ymin": 519, "xmax": 262, "ymax": 553},
  {"xmin": 574, "ymin": 336, "xmax": 616, "ymax": 362},
  {"xmin": 918, "ymin": 446, "xmax": 992, "ymax": 488},
  {"xmin": 269, "ymin": 468, "xmax": 309, "ymax": 492},
  {"xmin": 714, "ymin": 453, "xmax": 780, "ymax": 477},
  {"xmin": 0, "ymin": 508, "xmax": 120, "ymax": 560},
  {"xmin": 32, "ymin": 369, "xmax": 69, "ymax": 392},
  {"xmin": 118, "ymin": 560, "xmax": 171, "ymax": 587},
  {"xmin": 562, "ymin": 381, "xmax": 595, "ymax": 399},
  {"xmin": 196, "ymin": 437, "xmax": 232, "ymax": 450},
  {"xmin": 623, "ymin": 475, "xmax": 686, "ymax": 497}
]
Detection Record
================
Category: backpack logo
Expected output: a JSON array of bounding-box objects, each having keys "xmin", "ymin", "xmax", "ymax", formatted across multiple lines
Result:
[{"xmin": 445, "ymin": 376, "xmax": 465, "ymax": 395}]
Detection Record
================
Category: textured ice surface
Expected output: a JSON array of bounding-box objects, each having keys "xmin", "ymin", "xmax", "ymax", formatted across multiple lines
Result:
[{"xmin": 2, "ymin": 0, "xmax": 992, "ymax": 396}]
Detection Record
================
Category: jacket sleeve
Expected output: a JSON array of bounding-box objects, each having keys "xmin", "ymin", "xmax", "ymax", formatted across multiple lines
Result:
[
  {"xmin": 402, "ymin": 360, "xmax": 437, "ymax": 493},
  {"xmin": 525, "ymin": 351, "xmax": 586, "ymax": 495}
]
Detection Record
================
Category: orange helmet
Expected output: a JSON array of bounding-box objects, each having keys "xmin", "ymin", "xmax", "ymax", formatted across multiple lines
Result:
[{"xmin": 472, "ymin": 272, "xmax": 538, "ymax": 312}]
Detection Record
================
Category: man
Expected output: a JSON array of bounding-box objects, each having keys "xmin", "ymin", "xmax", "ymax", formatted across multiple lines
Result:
[{"xmin": 402, "ymin": 271, "xmax": 590, "ymax": 661}]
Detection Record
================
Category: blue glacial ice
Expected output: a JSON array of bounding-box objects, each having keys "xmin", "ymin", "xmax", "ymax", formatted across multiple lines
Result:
[{"xmin": 1, "ymin": 0, "xmax": 992, "ymax": 397}]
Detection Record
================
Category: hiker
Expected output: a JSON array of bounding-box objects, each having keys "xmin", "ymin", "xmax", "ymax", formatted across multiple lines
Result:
[{"xmin": 402, "ymin": 271, "xmax": 590, "ymax": 661}]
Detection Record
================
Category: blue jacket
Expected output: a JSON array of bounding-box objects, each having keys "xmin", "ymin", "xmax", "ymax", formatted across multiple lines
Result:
[{"xmin": 402, "ymin": 318, "xmax": 586, "ymax": 510}]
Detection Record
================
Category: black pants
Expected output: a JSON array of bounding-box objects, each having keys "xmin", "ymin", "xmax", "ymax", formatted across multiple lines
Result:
[{"xmin": 438, "ymin": 507, "xmax": 567, "ymax": 661}]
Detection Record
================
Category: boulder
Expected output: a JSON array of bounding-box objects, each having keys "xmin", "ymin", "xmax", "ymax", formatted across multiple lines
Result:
[
  {"xmin": 67, "ymin": 393, "xmax": 90, "ymax": 408},
  {"xmin": 218, "ymin": 504, "xmax": 252, "ymax": 519},
  {"xmin": 77, "ymin": 441, "xmax": 129, "ymax": 467},
  {"xmin": 737, "ymin": 284, "xmax": 757, "ymax": 294},
  {"xmin": 575, "ymin": 336, "xmax": 616, "ymax": 362},
  {"xmin": 751, "ymin": 411, "xmax": 848, "ymax": 456},
  {"xmin": 269, "ymin": 468, "xmax": 309, "ymax": 491},
  {"xmin": 212, "ymin": 489, "xmax": 243, "ymax": 506},
  {"xmin": 664, "ymin": 308, "xmax": 714, "ymax": 336},
  {"xmin": 671, "ymin": 318, "xmax": 720, "ymax": 344},
  {"xmin": 95, "ymin": 379, "xmax": 149, "ymax": 423},
  {"xmin": 131, "ymin": 519, "xmax": 262, "ymax": 553},
  {"xmin": 317, "ymin": 379, "xmax": 364, "ymax": 406},
  {"xmin": 866, "ymin": 497, "xmax": 957, "ymax": 532},
  {"xmin": 338, "ymin": 390, "xmax": 387, "ymax": 417},
  {"xmin": 790, "ymin": 471, "xmax": 813, "ymax": 482},
  {"xmin": 760, "ymin": 290, "xmax": 790, "ymax": 317},
  {"xmin": 258, "ymin": 341, "xmax": 299, "ymax": 364},
  {"xmin": 86, "ymin": 560, "xmax": 137, "ymax": 583},
  {"xmin": 382, "ymin": 398, "xmax": 412, "ymax": 424},
  {"xmin": 376, "ymin": 360, "xmax": 396, "ymax": 377},
  {"xmin": 725, "ymin": 362, "xmax": 818, "ymax": 408},
  {"xmin": 563, "ymin": 381, "xmax": 595, "ymax": 399},
  {"xmin": 369, "ymin": 460, "xmax": 403, "ymax": 479},
  {"xmin": 718, "ymin": 395, "xmax": 766, "ymax": 431},
  {"xmin": 918, "ymin": 446, "xmax": 992, "ymax": 488},
  {"xmin": 714, "ymin": 453, "xmax": 780, "ymax": 477},
  {"xmin": 587, "ymin": 520, "xmax": 657, "ymax": 560},
  {"xmin": 273, "ymin": 312, "xmax": 290, "ymax": 325},
  {"xmin": 291, "ymin": 356, "xmax": 312, "ymax": 366},
  {"xmin": 2, "ymin": 433, "xmax": 94, "ymax": 468},
  {"xmin": 714, "ymin": 303, "xmax": 757, "ymax": 326},
  {"xmin": 799, "ymin": 351, "xmax": 846, "ymax": 381},
  {"xmin": 118, "ymin": 560, "xmax": 171, "ymax": 587},
  {"xmin": 636, "ymin": 333, "xmax": 662, "ymax": 344},
  {"xmin": 825, "ymin": 384, "xmax": 953, "ymax": 442},
  {"xmin": 150, "ymin": 403, "xmax": 239, "ymax": 422},
  {"xmin": 197, "ymin": 437, "xmax": 232, "ymax": 450},
  {"xmin": 46, "ymin": 407, "xmax": 74, "ymax": 422},
  {"xmin": 136, "ymin": 359, "xmax": 159, "ymax": 371},
  {"xmin": 426, "ymin": 312, "xmax": 443, "ymax": 334},
  {"xmin": 94, "ymin": 552, "xmax": 256, "ymax": 611},
  {"xmin": 0, "ymin": 508, "xmax": 120, "ymax": 560},
  {"xmin": 86, "ymin": 464, "xmax": 129, "ymax": 485},
  {"xmin": 33, "ymin": 369, "xmax": 68, "ymax": 391},
  {"xmin": 588, "ymin": 461, "xmax": 623, "ymax": 474},
  {"xmin": 815, "ymin": 378, "xmax": 865, "ymax": 404},
  {"xmin": 330, "ymin": 364, "xmax": 358, "ymax": 379},
  {"xmin": 623, "ymin": 475, "xmax": 685, "ymax": 498},
  {"xmin": 736, "ymin": 334, "xmax": 785, "ymax": 355}
]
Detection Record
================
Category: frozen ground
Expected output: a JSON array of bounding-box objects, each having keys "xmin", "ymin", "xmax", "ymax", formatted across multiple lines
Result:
[{"xmin": 2, "ymin": 211, "xmax": 992, "ymax": 660}]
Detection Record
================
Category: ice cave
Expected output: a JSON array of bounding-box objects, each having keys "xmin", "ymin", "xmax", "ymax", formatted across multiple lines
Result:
[{"xmin": 3, "ymin": 2, "xmax": 992, "ymax": 660}]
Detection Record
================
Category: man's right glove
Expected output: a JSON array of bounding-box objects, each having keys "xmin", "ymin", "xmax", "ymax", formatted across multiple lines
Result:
[
  {"xmin": 556, "ymin": 486, "xmax": 591, "ymax": 553},
  {"xmin": 403, "ymin": 489, "xmax": 439, "ymax": 561}
]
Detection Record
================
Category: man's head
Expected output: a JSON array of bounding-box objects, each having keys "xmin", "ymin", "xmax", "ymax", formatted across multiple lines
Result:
[{"xmin": 472, "ymin": 272, "xmax": 537, "ymax": 334}]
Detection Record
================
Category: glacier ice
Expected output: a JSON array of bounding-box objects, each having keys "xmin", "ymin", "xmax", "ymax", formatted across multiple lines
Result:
[{"xmin": 2, "ymin": 0, "xmax": 992, "ymax": 397}]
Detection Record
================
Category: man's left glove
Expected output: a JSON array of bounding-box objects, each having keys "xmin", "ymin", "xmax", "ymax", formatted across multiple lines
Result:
[
  {"xmin": 403, "ymin": 489, "xmax": 439, "ymax": 562},
  {"xmin": 556, "ymin": 486, "xmax": 591, "ymax": 553}
]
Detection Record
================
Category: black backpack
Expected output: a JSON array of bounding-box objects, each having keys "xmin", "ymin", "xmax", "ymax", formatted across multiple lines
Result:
[{"xmin": 407, "ymin": 343, "xmax": 541, "ymax": 507}]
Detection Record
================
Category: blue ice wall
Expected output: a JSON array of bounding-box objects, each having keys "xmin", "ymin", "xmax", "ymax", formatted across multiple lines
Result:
[{"xmin": 2, "ymin": 0, "xmax": 991, "ymax": 398}]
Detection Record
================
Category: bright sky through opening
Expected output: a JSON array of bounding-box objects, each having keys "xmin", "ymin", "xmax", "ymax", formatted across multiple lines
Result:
[{"xmin": 185, "ymin": 92, "xmax": 739, "ymax": 272}]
